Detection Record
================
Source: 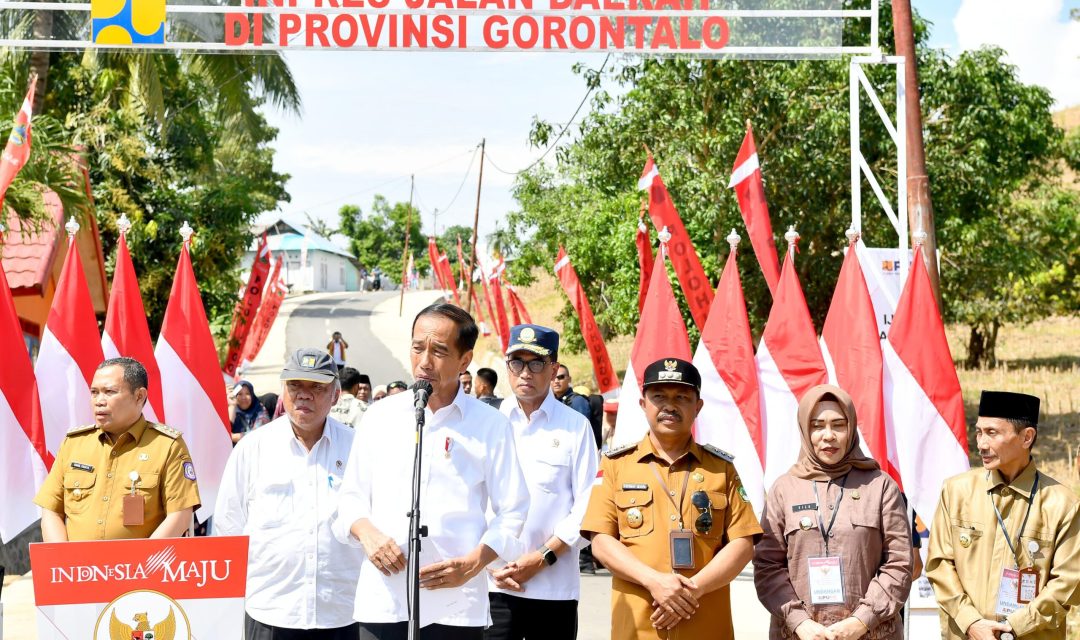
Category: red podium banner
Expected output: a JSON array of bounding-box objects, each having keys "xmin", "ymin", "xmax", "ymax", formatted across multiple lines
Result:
[{"xmin": 30, "ymin": 535, "xmax": 248, "ymax": 639}]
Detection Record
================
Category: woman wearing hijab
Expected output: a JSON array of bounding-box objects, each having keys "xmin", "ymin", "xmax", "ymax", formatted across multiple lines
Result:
[
  {"xmin": 229, "ymin": 380, "xmax": 271, "ymax": 444},
  {"xmin": 754, "ymin": 384, "xmax": 912, "ymax": 640}
]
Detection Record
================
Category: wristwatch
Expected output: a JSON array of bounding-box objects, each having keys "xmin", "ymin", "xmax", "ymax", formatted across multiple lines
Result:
[
  {"xmin": 1000, "ymin": 633, "xmax": 1015, "ymax": 640},
  {"xmin": 539, "ymin": 546, "xmax": 557, "ymax": 566}
]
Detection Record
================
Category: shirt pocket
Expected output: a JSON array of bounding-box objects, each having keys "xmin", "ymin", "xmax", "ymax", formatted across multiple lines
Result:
[
  {"xmin": 696, "ymin": 491, "xmax": 728, "ymax": 542},
  {"xmin": 533, "ymin": 448, "xmax": 570, "ymax": 494},
  {"xmin": 250, "ymin": 480, "xmax": 293, "ymax": 528},
  {"xmin": 950, "ymin": 517, "xmax": 986, "ymax": 550},
  {"xmin": 1019, "ymin": 528, "xmax": 1054, "ymax": 573},
  {"xmin": 133, "ymin": 472, "xmax": 161, "ymax": 501},
  {"xmin": 615, "ymin": 488, "xmax": 654, "ymax": 538},
  {"xmin": 62, "ymin": 472, "xmax": 97, "ymax": 515}
]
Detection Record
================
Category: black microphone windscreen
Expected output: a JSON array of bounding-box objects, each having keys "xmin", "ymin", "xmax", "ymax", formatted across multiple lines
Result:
[{"xmin": 410, "ymin": 380, "xmax": 433, "ymax": 395}]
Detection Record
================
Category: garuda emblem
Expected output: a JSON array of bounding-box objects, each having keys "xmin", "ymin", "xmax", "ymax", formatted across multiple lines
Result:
[{"xmin": 110, "ymin": 609, "xmax": 176, "ymax": 640}]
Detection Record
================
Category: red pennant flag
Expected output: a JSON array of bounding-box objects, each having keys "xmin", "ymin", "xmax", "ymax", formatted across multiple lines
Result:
[
  {"xmin": 506, "ymin": 285, "xmax": 532, "ymax": 324},
  {"xmin": 554, "ymin": 246, "xmax": 618, "ymax": 398},
  {"xmin": 884, "ymin": 245, "xmax": 968, "ymax": 521},
  {"xmin": 635, "ymin": 218, "xmax": 654, "ymax": 314},
  {"xmin": 35, "ymin": 234, "xmax": 105, "ymax": 455},
  {"xmin": 0, "ymin": 80, "xmax": 36, "ymax": 211},
  {"xmin": 102, "ymin": 232, "xmax": 165, "ymax": 422},
  {"xmin": 242, "ymin": 255, "xmax": 286, "ymax": 366},
  {"xmin": 729, "ymin": 122, "xmax": 781, "ymax": 294},
  {"xmin": 0, "ymin": 256, "xmax": 51, "ymax": 541},
  {"xmin": 756, "ymin": 235, "xmax": 828, "ymax": 490},
  {"xmin": 692, "ymin": 236, "xmax": 765, "ymax": 514},
  {"xmin": 155, "ymin": 235, "xmax": 232, "ymax": 522},
  {"xmin": 456, "ymin": 237, "xmax": 468, "ymax": 290},
  {"xmin": 223, "ymin": 234, "xmax": 271, "ymax": 377},
  {"xmin": 507, "ymin": 287, "xmax": 521, "ymax": 325},
  {"xmin": 438, "ymin": 252, "xmax": 462, "ymax": 306},
  {"xmin": 638, "ymin": 156, "xmax": 714, "ymax": 329},
  {"xmin": 470, "ymin": 288, "xmax": 490, "ymax": 336},
  {"xmin": 480, "ymin": 273, "xmax": 499, "ymax": 341},
  {"xmin": 427, "ymin": 238, "xmax": 447, "ymax": 291},
  {"xmin": 489, "ymin": 272, "xmax": 511, "ymax": 353},
  {"xmin": 821, "ymin": 238, "xmax": 899, "ymax": 485},
  {"xmin": 612, "ymin": 249, "xmax": 693, "ymax": 446}
]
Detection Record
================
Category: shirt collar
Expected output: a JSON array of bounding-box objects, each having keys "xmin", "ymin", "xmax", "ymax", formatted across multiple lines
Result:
[
  {"xmin": 987, "ymin": 459, "xmax": 1039, "ymax": 498},
  {"xmin": 430, "ymin": 383, "xmax": 468, "ymax": 423},
  {"xmin": 505, "ymin": 390, "xmax": 558, "ymax": 424},
  {"xmin": 99, "ymin": 416, "xmax": 148, "ymax": 445},
  {"xmin": 633, "ymin": 433, "xmax": 701, "ymax": 464}
]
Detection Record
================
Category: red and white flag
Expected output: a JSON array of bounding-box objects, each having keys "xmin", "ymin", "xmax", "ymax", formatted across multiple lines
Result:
[
  {"xmin": 692, "ymin": 235, "xmax": 766, "ymax": 515},
  {"xmin": 427, "ymin": 238, "xmax": 447, "ymax": 290},
  {"xmin": 155, "ymin": 236, "xmax": 232, "ymax": 522},
  {"xmin": 635, "ymin": 218, "xmax": 654, "ymax": 314},
  {"xmin": 506, "ymin": 285, "xmax": 532, "ymax": 325},
  {"xmin": 36, "ymin": 234, "xmax": 104, "ymax": 455},
  {"xmin": 612, "ymin": 249, "xmax": 692, "ymax": 447},
  {"xmin": 883, "ymin": 244, "xmax": 968, "ymax": 521},
  {"xmin": 554, "ymin": 247, "xmax": 619, "ymax": 398},
  {"xmin": 756, "ymin": 234, "xmax": 828, "ymax": 491},
  {"xmin": 489, "ymin": 269, "xmax": 511, "ymax": 353},
  {"xmin": 0, "ymin": 260, "xmax": 50, "ymax": 541},
  {"xmin": 821, "ymin": 238, "xmax": 899, "ymax": 484},
  {"xmin": 222, "ymin": 234, "xmax": 271, "ymax": 377},
  {"xmin": 438, "ymin": 252, "xmax": 462, "ymax": 306},
  {"xmin": 729, "ymin": 122, "xmax": 781, "ymax": 294},
  {"xmin": 241, "ymin": 255, "xmax": 286, "ymax": 367},
  {"xmin": 0, "ymin": 79, "xmax": 35, "ymax": 211},
  {"xmin": 102, "ymin": 231, "xmax": 164, "ymax": 422},
  {"xmin": 638, "ymin": 156, "xmax": 714, "ymax": 329},
  {"xmin": 479, "ymin": 271, "xmax": 500, "ymax": 342}
]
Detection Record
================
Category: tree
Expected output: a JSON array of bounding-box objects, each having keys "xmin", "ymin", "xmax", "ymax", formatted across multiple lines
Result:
[
  {"xmin": 338, "ymin": 196, "xmax": 429, "ymax": 281},
  {"xmin": 304, "ymin": 213, "xmax": 337, "ymax": 240}
]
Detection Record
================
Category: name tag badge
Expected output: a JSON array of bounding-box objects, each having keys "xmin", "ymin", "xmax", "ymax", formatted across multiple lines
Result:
[
  {"xmin": 669, "ymin": 530, "xmax": 695, "ymax": 569},
  {"xmin": 122, "ymin": 494, "xmax": 145, "ymax": 527},
  {"xmin": 1017, "ymin": 567, "xmax": 1039, "ymax": 604},
  {"xmin": 807, "ymin": 556, "xmax": 845, "ymax": 604},
  {"xmin": 622, "ymin": 483, "xmax": 649, "ymax": 491},
  {"xmin": 995, "ymin": 568, "xmax": 1021, "ymax": 616},
  {"xmin": 791, "ymin": 503, "xmax": 818, "ymax": 513}
]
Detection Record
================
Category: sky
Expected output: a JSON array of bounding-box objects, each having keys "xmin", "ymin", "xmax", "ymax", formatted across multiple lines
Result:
[{"xmin": 260, "ymin": 0, "xmax": 1080, "ymax": 255}]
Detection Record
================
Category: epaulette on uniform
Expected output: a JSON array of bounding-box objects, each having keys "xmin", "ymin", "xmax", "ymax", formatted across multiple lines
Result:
[
  {"xmin": 703, "ymin": 444, "xmax": 735, "ymax": 463},
  {"xmin": 150, "ymin": 423, "xmax": 181, "ymax": 439},
  {"xmin": 66, "ymin": 424, "xmax": 97, "ymax": 437},
  {"xmin": 604, "ymin": 442, "xmax": 638, "ymax": 459}
]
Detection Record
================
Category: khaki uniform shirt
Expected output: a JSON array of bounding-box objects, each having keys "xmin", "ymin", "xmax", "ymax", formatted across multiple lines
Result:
[
  {"xmin": 581, "ymin": 436, "xmax": 763, "ymax": 640},
  {"xmin": 753, "ymin": 469, "xmax": 913, "ymax": 640},
  {"xmin": 34, "ymin": 417, "xmax": 202, "ymax": 540},
  {"xmin": 926, "ymin": 461, "xmax": 1080, "ymax": 639}
]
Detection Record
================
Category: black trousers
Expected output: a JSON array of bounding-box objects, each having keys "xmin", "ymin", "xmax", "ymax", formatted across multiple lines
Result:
[
  {"xmin": 357, "ymin": 622, "xmax": 483, "ymax": 640},
  {"xmin": 485, "ymin": 593, "xmax": 577, "ymax": 640},
  {"xmin": 245, "ymin": 614, "xmax": 360, "ymax": 639}
]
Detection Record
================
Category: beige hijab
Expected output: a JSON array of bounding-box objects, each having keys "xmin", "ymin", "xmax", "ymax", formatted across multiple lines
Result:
[{"xmin": 789, "ymin": 384, "xmax": 880, "ymax": 481}]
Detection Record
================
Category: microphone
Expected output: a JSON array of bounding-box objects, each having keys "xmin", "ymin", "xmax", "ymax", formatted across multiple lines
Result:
[{"xmin": 410, "ymin": 380, "xmax": 433, "ymax": 412}]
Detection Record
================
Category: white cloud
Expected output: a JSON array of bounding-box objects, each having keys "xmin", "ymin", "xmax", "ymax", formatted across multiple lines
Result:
[{"xmin": 954, "ymin": 0, "xmax": 1080, "ymax": 108}]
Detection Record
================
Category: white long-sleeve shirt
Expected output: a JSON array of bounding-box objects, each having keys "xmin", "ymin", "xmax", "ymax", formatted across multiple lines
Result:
[
  {"xmin": 213, "ymin": 415, "xmax": 361, "ymax": 629},
  {"xmin": 491, "ymin": 391, "xmax": 598, "ymax": 601},
  {"xmin": 333, "ymin": 386, "xmax": 529, "ymax": 627}
]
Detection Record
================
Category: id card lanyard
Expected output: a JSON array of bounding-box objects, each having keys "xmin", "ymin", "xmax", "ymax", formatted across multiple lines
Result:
[
  {"xmin": 812, "ymin": 475, "xmax": 847, "ymax": 556},
  {"xmin": 991, "ymin": 471, "xmax": 1041, "ymax": 616},
  {"xmin": 649, "ymin": 462, "xmax": 690, "ymax": 529},
  {"xmin": 990, "ymin": 471, "xmax": 1040, "ymax": 568}
]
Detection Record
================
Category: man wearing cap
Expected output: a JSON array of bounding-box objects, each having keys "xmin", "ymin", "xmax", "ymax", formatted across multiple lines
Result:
[
  {"xmin": 580, "ymin": 358, "xmax": 762, "ymax": 640},
  {"xmin": 486, "ymin": 324, "xmax": 599, "ymax": 640},
  {"xmin": 214, "ymin": 348, "xmax": 362, "ymax": 639},
  {"xmin": 926, "ymin": 391, "xmax": 1080, "ymax": 640}
]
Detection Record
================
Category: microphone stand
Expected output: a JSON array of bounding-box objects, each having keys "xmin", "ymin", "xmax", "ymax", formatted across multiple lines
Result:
[{"xmin": 407, "ymin": 395, "xmax": 428, "ymax": 640}]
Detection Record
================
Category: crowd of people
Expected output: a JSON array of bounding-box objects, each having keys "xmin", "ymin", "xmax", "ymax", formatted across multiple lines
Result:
[{"xmin": 30, "ymin": 303, "xmax": 1080, "ymax": 640}]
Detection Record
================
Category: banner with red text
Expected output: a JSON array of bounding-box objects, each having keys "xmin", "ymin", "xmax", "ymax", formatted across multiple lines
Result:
[
  {"xmin": 223, "ymin": 234, "xmax": 271, "ymax": 376},
  {"xmin": 554, "ymin": 246, "xmax": 618, "ymax": 397}
]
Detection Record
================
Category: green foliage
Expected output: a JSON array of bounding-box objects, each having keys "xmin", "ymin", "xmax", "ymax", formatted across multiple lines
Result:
[{"xmin": 338, "ymin": 196, "xmax": 429, "ymax": 280}]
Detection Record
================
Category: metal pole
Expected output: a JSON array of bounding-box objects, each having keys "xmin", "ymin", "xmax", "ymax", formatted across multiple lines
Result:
[
  {"xmin": 465, "ymin": 139, "xmax": 485, "ymax": 314},
  {"xmin": 892, "ymin": 0, "xmax": 943, "ymax": 307},
  {"xmin": 399, "ymin": 174, "xmax": 414, "ymax": 316},
  {"xmin": 850, "ymin": 61, "xmax": 861, "ymax": 233}
]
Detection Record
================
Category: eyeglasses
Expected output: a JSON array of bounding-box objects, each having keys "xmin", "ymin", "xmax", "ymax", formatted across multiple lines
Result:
[
  {"xmin": 691, "ymin": 490, "xmax": 712, "ymax": 535},
  {"xmin": 506, "ymin": 358, "xmax": 548, "ymax": 374},
  {"xmin": 555, "ymin": 374, "xmax": 568, "ymax": 381}
]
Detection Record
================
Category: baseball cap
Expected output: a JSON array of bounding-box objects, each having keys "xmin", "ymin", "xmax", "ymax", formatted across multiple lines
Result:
[
  {"xmin": 641, "ymin": 358, "xmax": 701, "ymax": 392},
  {"xmin": 280, "ymin": 348, "xmax": 338, "ymax": 383},
  {"xmin": 506, "ymin": 324, "xmax": 559, "ymax": 358},
  {"xmin": 387, "ymin": 380, "xmax": 408, "ymax": 392}
]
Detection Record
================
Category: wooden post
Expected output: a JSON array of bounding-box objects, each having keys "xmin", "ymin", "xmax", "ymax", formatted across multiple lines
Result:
[
  {"xmin": 398, "ymin": 174, "xmax": 414, "ymax": 316},
  {"xmin": 465, "ymin": 139, "xmax": 485, "ymax": 314}
]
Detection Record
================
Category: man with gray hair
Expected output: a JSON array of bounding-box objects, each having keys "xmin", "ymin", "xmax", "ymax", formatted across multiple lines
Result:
[{"xmin": 214, "ymin": 348, "xmax": 362, "ymax": 639}]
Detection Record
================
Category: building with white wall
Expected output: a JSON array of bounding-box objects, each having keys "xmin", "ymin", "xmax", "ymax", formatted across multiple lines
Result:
[{"xmin": 243, "ymin": 219, "xmax": 361, "ymax": 293}]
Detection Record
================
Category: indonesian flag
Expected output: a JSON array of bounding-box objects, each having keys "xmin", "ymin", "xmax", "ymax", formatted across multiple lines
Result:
[
  {"xmin": 883, "ymin": 245, "xmax": 968, "ymax": 521},
  {"xmin": 155, "ymin": 240, "xmax": 232, "ymax": 522},
  {"xmin": 756, "ymin": 243, "xmax": 828, "ymax": 491},
  {"xmin": 0, "ymin": 80, "xmax": 35, "ymax": 211},
  {"xmin": 554, "ymin": 246, "xmax": 618, "ymax": 398},
  {"xmin": 405, "ymin": 251, "xmax": 416, "ymax": 290},
  {"xmin": 489, "ymin": 271, "xmax": 511, "ymax": 353},
  {"xmin": 35, "ymin": 236, "xmax": 104, "ymax": 455},
  {"xmin": 439, "ymin": 252, "xmax": 462, "ymax": 306},
  {"xmin": 638, "ymin": 156, "xmax": 714, "ymax": 329},
  {"xmin": 427, "ymin": 238, "xmax": 447, "ymax": 290},
  {"xmin": 241, "ymin": 255, "xmax": 286, "ymax": 366},
  {"xmin": 692, "ymin": 241, "xmax": 766, "ymax": 515},
  {"xmin": 612, "ymin": 250, "xmax": 692, "ymax": 447},
  {"xmin": 506, "ymin": 285, "xmax": 532, "ymax": 324},
  {"xmin": 821, "ymin": 239, "xmax": 899, "ymax": 484},
  {"xmin": 0, "ymin": 263, "xmax": 50, "ymax": 541},
  {"xmin": 222, "ymin": 234, "xmax": 271, "ymax": 377},
  {"xmin": 102, "ymin": 232, "xmax": 164, "ymax": 422},
  {"xmin": 729, "ymin": 122, "xmax": 781, "ymax": 294},
  {"xmin": 636, "ymin": 217, "xmax": 654, "ymax": 314}
]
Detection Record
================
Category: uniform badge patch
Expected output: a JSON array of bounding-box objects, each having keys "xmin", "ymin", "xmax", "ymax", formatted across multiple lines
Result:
[
  {"xmin": 70, "ymin": 462, "xmax": 94, "ymax": 472},
  {"xmin": 183, "ymin": 461, "xmax": 197, "ymax": 481},
  {"xmin": 738, "ymin": 486, "xmax": 750, "ymax": 503}
]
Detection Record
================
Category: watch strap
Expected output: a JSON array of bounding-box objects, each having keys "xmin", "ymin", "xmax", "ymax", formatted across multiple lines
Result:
[{"xmin": 539, "ymin": 545, "xmax": 557, "ymax": 566}]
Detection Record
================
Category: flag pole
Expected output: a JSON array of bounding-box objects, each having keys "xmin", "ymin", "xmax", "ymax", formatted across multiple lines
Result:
[
  {"xmin": 399, "ymin": 174, "xmax": 414, "ymax": 317},
  {"xmin": 465, "ymin": 139, "xmax": 485, "ymax": 314}
]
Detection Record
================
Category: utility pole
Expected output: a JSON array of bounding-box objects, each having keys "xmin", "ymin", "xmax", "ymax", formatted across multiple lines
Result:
[
  {"xmin": 398, "ymin": 174, "xmax": 414, "ymax": 316},
  {"xmin": 432, "ymin": 208, "xmax": 440, "ymax": 238},
  {"xmin": 465, "ymin": 139, "xmax": 485, "ymax": 314},
  {"xmin": 892, "ymin": 0, "xmax": 943, "ymax": 307}
]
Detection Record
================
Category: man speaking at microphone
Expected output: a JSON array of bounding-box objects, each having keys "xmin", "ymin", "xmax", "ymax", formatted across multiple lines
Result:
[{"xmin": 334, "ymin": 303, "xmax": 530, "ymax": 640}]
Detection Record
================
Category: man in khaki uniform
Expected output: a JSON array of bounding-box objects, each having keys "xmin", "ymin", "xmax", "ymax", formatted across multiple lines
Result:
[
  {"xmin": 35, "ymin": 357, "xmax": 201, "ymax": 541},
  {"xmin": 926, "ymin": 391, "xmax": 1080, "ymax": 640},
  {"xmin": 581, "ymin": 358, "xmax": 762, "ymax": 640}
]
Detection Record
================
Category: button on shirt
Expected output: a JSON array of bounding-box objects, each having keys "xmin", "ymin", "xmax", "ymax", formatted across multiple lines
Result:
[
  {"xmin": 333, "ymin": 387, "xmax": 530, "ymax": 627},
  {"xmin": 492, "ymin": 391, "xmax": 598, "ymax": 601},
  {"xmin": 213, "ymin": 415, "xmax": 361, "ymax": 630}
]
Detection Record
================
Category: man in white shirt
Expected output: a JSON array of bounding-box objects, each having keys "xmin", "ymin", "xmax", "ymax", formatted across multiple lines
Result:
[
  {"xmin": 214, "ymin": 348, "xmax": 362, "ymax": 640},
  {"xmin": 334, "ymin": 303, "xmax": 530, "ymax": 640},
  {"xmin": 487, "ymin": 325, "xmax": 599, "ymax": 640}
]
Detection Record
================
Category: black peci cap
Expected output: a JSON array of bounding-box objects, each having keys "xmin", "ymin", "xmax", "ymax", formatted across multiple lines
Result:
[
  {"xmin": 641, "ymin": 358, "xmax": 701, "ymax": 392},
  {"xmin": 978, "ymin": 391, "xmax": 1040, "ymax": 426}
]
